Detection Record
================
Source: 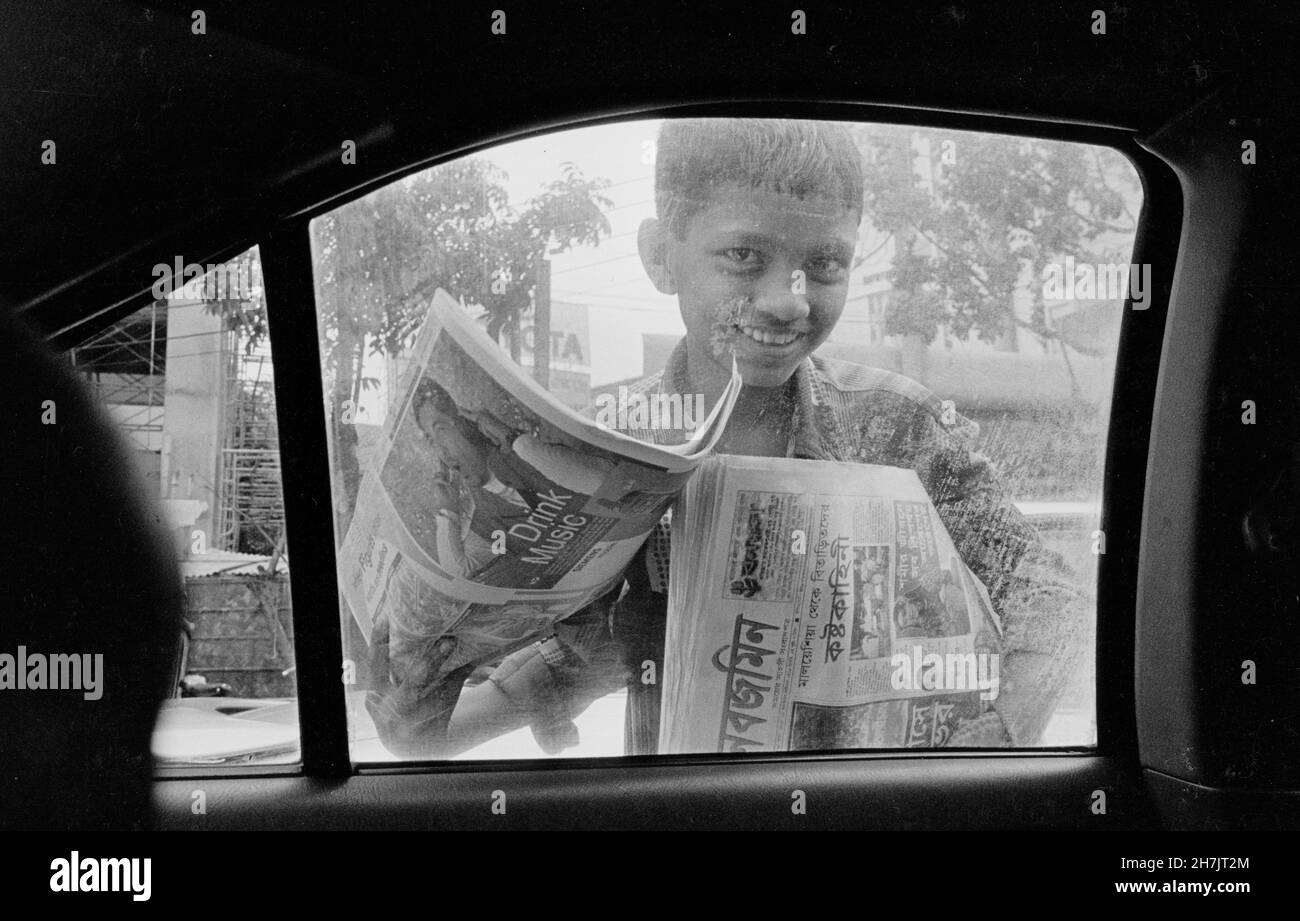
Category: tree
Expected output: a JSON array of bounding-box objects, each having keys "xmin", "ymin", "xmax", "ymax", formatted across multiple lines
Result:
[
  {"xmin": 205, "ymin": 160, "xmax": 611, "ymax": 532},
  {"xmin": 854, "ymin": 125, "xmax": 1140, "ymax": 363},
  {"xmin": 305, "ymin": 157, "xmax": 612, "ymax": 524}
]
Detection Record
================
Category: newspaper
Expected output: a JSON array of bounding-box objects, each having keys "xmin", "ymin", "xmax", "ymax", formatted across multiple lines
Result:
[
  {"xmin": 337, "ymin": 290, "xmax": 740, "ymax": 681},
  {"xmin": 660, "ymin": 454, "xmax": 1005, "ymax": 753}
]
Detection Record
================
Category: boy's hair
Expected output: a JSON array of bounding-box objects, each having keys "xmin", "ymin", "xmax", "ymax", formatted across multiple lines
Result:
[{"xmin": 654, "ymin": 118, "xmax": 864, "ymax": 239}]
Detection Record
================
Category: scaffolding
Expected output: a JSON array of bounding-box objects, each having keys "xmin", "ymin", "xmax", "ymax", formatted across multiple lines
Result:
[
  {"xmin": 217, "ymin": 349, "xmax": 285, "ymax": 555},
  {"xmin": 70, "ymin": 301, "xmax": 167, "ymax": 451},
  {"xmin": 72, "ymin": 298, "xmax": 286, "ymax": 556}
]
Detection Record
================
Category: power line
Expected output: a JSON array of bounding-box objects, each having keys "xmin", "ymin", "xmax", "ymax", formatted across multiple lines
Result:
[{"xmin": 549, "ymin": 249, "xmax": 643, "ymax": 277}]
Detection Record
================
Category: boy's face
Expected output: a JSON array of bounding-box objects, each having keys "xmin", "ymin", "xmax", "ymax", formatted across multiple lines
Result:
[{"xmin": 642, "ymin": 183, "xmax": 860, "ymax": 389}]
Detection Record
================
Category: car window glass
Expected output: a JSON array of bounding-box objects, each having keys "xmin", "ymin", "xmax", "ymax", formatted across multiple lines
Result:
[
  {"xmin": 72, "ymin": 245, "xmax": 301, "ymax": 767},
  {"xmin": 308, "ymin": 119, "xmax": 1142, "ymax": 761}
]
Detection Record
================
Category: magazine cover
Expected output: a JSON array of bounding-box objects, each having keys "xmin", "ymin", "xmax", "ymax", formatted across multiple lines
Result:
[{"xmin": 337, "ymin": 289, "xmax": 740, "ymax": 679}]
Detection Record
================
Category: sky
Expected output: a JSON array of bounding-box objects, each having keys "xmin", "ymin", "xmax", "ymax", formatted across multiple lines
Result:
[{"xmin": 484, "ymin": 118, "xmax": 685, "ymax": 386}]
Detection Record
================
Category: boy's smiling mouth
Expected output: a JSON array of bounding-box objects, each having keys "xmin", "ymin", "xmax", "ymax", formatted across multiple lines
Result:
[
  {"xmin": 737, "ymin": 324, "xmax": 805, "ymax": 347},
  {"xmin": 709, "ymin": 296, "xmax": 811, "ymax": 356}
]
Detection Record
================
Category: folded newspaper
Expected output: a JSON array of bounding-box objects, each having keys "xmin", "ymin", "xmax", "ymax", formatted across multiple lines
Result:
[
  {"xmin": 660, "ymin": 455, "xmax": 1006, "ymax": 753},
  {"xmin": 339, "ymin": 290, "xmax": 740, "ymax": 684}
]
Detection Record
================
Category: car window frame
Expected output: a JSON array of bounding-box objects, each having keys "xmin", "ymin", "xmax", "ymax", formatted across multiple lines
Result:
[{"xmin": 143, "ymin": 101, "xmax": 1181, "ymax": 783}]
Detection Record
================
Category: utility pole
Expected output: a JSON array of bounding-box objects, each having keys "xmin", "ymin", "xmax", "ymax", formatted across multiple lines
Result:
[{"xmin": 533, "ymin": 258, "xmax": 551, "ymax": 389}]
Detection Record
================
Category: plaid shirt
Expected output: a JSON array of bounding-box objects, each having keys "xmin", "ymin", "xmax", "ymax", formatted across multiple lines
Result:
[{"xmin": 489, "ymin": 341, "xmax": 1091, "ymax": 752}]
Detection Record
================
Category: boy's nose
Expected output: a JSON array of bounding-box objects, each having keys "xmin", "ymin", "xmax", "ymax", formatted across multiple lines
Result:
[{"xmin": 753, "ymin": 274, "xmax": 811, "ymax": 325}]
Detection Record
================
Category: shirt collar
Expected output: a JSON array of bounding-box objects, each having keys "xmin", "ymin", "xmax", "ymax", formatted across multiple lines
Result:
[{"xmin": 660, "ymin": 339, "xmax": 851, "ymax": 462}]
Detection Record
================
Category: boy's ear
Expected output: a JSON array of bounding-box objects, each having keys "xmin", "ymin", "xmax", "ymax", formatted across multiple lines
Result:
[{"xmin": 637, "ymin": 217, "xmax": 676, "ymax": 296}]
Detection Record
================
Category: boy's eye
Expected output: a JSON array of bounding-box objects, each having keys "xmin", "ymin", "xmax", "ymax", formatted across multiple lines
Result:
[
  {"xmin": 720, "ymin": 247, "xmax": 763, "ymax": 268},
  {"xmin": 806, "ymin": 254, "xmax": 848, "ymax": 280}
]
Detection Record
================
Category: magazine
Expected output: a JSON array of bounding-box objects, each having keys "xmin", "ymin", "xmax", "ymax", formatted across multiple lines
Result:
[
  {"xmin": 337, "ymin": 290, "xmax": 741, "ymax": 681},
  {"xmin": 659, "ymin": 454, "xmax": 1006, "ymax": 753}
]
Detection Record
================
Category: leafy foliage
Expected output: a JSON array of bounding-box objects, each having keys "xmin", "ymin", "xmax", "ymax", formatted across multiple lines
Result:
[
  {"xmin": 854, "ymin": 125, "xmax": 1139, "ymax": 355},
  {"xmin": 312, "ymin": 157, "xmax": 611, "ymax": 398}
]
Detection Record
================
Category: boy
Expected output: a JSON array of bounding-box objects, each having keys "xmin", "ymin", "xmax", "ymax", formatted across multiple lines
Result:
[{"xmin": 374, "ymin": 118, "xmax": 1088, "ymax": 756}]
